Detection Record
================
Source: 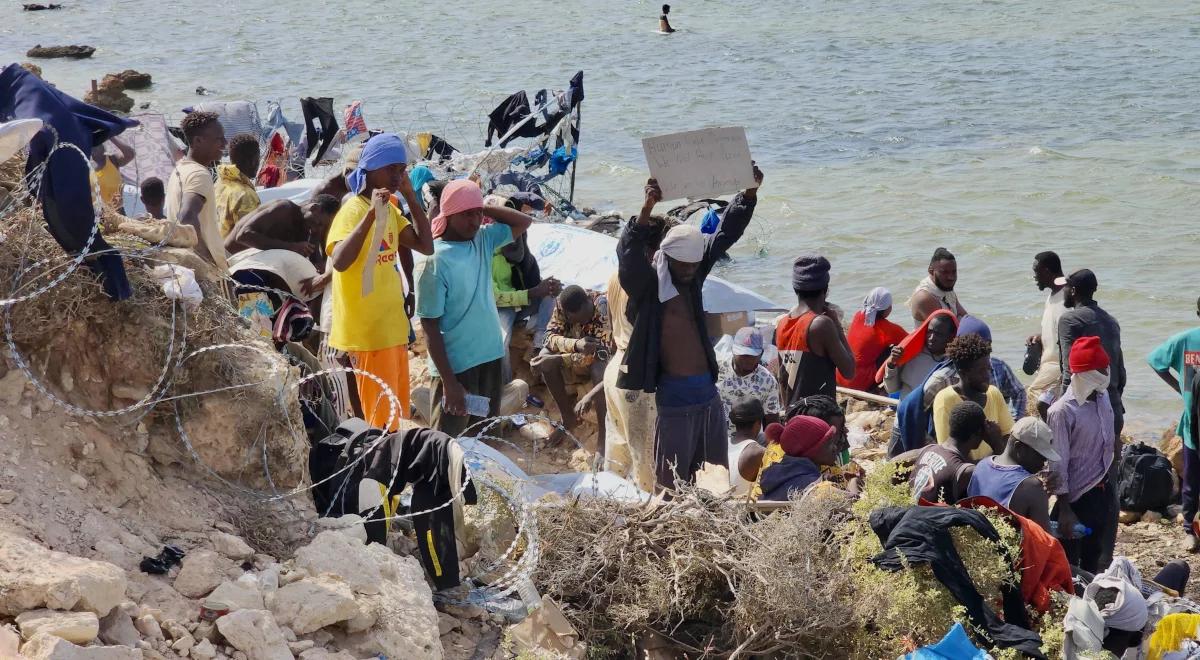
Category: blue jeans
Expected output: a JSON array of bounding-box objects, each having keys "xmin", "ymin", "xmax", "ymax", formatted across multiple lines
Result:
[{"xmin": 498, "ymin": 297, "xmax": 555, "ymax": 383}]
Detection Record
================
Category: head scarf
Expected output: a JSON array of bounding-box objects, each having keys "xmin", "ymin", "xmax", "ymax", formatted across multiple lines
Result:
[
  {"xmin": 874, "ymin": 309, "xmax": 959, "ymax": 384},
  {"xmin": 956, "ymin": 316, "xmax": 992, "ymax": 341},
  {"xmin": 862, "ymin": 287, "xmax": 892, "ymax": 327},
  {"xmin": 344, "ymin": 133, "xmax": 407, "ymax": 195},
  {"xmin": 765, "ymin": 415, "xmax": 835, "ymax": 458},
  {"xmin": 1069, "ymin": 336, "xmax": 1111, "ymax": 400},
  {"xmin": 431, "ymin": 179, "xmax": 485, "ymax": 239},
  {"xmin": 653, "ymin": 224, "xmax": 704, "ymax": 302},
  {"xmin": 408, "ymin": 165, "xmax": 436, "ymax": 210},
  {"xmin": 792, "ymin": 254, "xmax": 831, "ymax": 292}
]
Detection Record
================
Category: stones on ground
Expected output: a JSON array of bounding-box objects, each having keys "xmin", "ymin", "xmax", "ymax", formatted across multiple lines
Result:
[
  {"xmin": 285, "ymin": 640, "xmax": 313, "ymax": 654},
  {"xmin": 214, "ymin": 610, "xmax": 293, "ymax": 660},
  {"xmin": 173, "ymin": 550, "xmax": 233, "ymax": 599},
  {"xmin": 270, "ymin": 576, "xmax": 357, "ymax": 635},
  {"xmin": 292, "ymin": 531, "xmax": 380, "ymax": 595},
  {"xmin": 0, "ymin": 531, "xmax": 126, "ymax": 616},
  {"xmin": 69, "ymin": 473, "xmax": 88, "ymax": 490},
  {"xmin": 211, "ymin": 533, "xmax": 253, "ymax": 561},
  {"xmin": 0, "ymin": 625, "xmax": 18, "ymax": 656},
  {"xmin": 16, "ymin": 609, "xmax": 100, "ymax": 644},
  {"xmin": 343, "ymin": 543, "xmax": 442, "ymax": 660},
  {"xmin": 20, "ymin": 632, "xmax": 143, "ymax": 659},
  {"xmin": 0, "ymin": 488, "xmax": 16, "ymax": 504},
  {"xmin": 171, "ymin": 633, "xmax": 195, "ymax": 654},
  {"xmin": 26, "ymin": 45, "xmax": 95, "ymax": 59},
  {"xmin": 98, "ymin": 609, "xmax": 140, "ymax": 646},
  {"xmin": 207, "ymin": 581, "xmax": 264, "ymax": 612},
  {"xmin": 133, "ymin": 615, "xmax": 162, "ymax": 641},
  {"xmin": 191, "ymin": 639, "xmax": 217, "ymax": 660}
]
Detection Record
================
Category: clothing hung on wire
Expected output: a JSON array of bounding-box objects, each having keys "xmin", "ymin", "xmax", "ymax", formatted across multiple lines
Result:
[
  {"xmin": 190, "ymin": 101, "xmax": 263, "ymax": 144},
  {"xmin": 869, "ymin": 505, "xmax": 1046, "ymax": 658},
  {"xmin": 300, "ymin": 96, "xmax": 338, "ymax": 163},
  {"xmin": 0, "ymin": 63, "xmax": 136, "ymax": 300},
  {"xmin": 484, "ymin": 71, "xmax": 584, "ymax": 148}
]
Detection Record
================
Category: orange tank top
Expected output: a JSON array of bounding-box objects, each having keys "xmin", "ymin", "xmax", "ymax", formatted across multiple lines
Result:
[{"xmin": 776, "ymin": 310, "xmax": 837, "ymax": 404}]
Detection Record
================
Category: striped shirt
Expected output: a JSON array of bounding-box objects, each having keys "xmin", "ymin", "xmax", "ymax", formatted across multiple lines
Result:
[{"xmin": 1047, "ymin": 389, "xmax": 1115, "ymax": 503}]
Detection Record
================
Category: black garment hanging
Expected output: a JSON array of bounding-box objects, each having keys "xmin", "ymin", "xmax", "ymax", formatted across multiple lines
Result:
[
  {"xmin": 0, "ymin": 63, "xmax": 135, "ymax": 300},
  {"xmin": 300, "ymin": 96, "xmax": 338, "ymax": 163},
  {"xmin": 425, "ymin": 134, "xmax": 458, "ymax": 160},
  {"xmin": 869, "ymin": 506, "xmax": 1046, "ymax": 658},
  {"xmin": 485, "ymin": 90, "xmax": 531, "ymax": 147}
]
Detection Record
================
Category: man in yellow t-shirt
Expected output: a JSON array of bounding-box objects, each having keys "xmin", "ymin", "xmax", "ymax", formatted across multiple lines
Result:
[
  {"xmin": 216, "ymin": 133, "xmax": 262, "ymax": 236},
  {"xmin": 934, "ymin": 333, "xmax": 1014, "ymax": 460},
  {"xmin": 325, "ymin": 133, "xmax": 433, "ymax": 430}
]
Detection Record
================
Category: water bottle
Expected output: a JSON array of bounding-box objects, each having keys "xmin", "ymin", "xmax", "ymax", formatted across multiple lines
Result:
[{"xmin": 1049, "ymin": 521, "xmax": 1092, "ymax": 538}]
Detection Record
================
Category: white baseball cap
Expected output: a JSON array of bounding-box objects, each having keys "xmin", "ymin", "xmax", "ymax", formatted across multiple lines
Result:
[{"xmin": 1011, "ymin": 417, "xmax": 1060, "ymax": 462}]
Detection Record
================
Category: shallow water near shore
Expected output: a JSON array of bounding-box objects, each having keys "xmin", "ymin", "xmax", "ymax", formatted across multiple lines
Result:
[{"xmin": 4, "ymin": 0, "xmax": 1199, "ymax": 437}]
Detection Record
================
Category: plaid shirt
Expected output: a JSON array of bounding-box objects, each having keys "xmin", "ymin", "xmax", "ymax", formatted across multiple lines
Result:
[
  {"xmin": 991, "ymin": 357, "xmax": 1026, "ymax": 421},
  {"xmin": 544, "ymin": 290, "xmax": 612, "ymax": 356}
]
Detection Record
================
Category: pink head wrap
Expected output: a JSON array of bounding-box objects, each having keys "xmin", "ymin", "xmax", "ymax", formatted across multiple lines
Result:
[{"xmin": 431, "ymin": 179, "xmax": 485, "ymax": 238}]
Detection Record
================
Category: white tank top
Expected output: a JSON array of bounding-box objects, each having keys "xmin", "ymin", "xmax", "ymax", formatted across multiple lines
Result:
[{"xmin": 728, "ymin": 439, "xmax": 759, "ymax": 497}]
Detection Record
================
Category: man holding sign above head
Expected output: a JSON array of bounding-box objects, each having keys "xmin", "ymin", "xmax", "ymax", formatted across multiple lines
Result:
[{"xmin": 617, "ymin": 160, "xmax": 763, "ymax": 490}]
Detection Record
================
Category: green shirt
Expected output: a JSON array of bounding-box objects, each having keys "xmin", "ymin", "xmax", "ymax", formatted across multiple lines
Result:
[
  {"xmin": 1148, "ymin": 327, "xmax": 1200, "ymax": 449},
  {"xmin": 491, "ymin": 252, "xmax": 529, "ymax": 308}
]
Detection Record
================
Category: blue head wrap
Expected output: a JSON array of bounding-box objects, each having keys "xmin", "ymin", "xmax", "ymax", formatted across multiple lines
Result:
[
  {"xmin": 956, "ymin": 315, "xmax": 992, "ymax": 341},
  {"xmin": 345, "ymin": 133, "xmax": 408, "ymax": 195},
  {"xmin": 408, "ymin": 165, "xmax": 436, "ymax": 209}
]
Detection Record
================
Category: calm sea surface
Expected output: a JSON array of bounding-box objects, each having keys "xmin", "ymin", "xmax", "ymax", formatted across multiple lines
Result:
[{"xmin": 5, "ymin": 0, "xmax": 1200, "ymax": 436}]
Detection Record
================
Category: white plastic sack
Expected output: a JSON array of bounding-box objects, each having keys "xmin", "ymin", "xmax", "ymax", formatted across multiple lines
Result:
[{"xmin": 150, "ymin": 264, "xmax": 203, "ymax": 310}]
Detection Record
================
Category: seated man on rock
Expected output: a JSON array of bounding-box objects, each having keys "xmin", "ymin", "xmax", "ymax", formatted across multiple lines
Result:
[{"xmin": 532, "ymin": 285, "xmax": 611, "ymax": 451}]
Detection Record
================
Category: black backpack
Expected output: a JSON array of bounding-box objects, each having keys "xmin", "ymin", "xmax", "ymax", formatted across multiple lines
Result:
[
  {"xmin": 1117, "ymin": 442, "xmax": 1175, "ymax": 513},
  {"xmin": 309, "ymin": 418, "xmax": 383, "ymax": 518}
]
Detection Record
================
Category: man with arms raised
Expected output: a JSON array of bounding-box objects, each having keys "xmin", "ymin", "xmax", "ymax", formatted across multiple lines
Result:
[{"xmin": 617, "ymin": 167, "xmax": 762, "ymax": 489}]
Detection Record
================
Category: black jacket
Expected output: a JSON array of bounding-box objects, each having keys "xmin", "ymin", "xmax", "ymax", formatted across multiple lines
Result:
[
  {"xmin": 870, "ymin": 506, "xmax": 1045, "ymax": 658},
  {"xmin": 615, "ymin": 193, "xmax": 756, "ymax": 393}
]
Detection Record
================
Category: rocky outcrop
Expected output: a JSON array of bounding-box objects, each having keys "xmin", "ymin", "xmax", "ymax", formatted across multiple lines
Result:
[
  {"xmin": 172, "ymin": 550, "xmax": 235, "ymax": 599},
  {"xmin": 292, "ymin": 532, "xmax": 381, "ymax": 595},
  {"xmin": 26, "ymin": 45, "xmax": 94, "ymax": 59},
  {"xmin": 207, "ymin": 580, "xmax": 264, "ymax": 612},
  {"xmin": 82, "ymin": 77, "xmax": 133, "ymax": 114},
  {"xmin": 105, "ymin": 70, "xmax": 152, "ymax": 91},
  {"xmin": 0, "ymin": 531, "xmax": 126, "ymax": 616},
  {"xmin": 271, "ymin": 577, "xmax": 358, "ymax": 635},
  {"xmin": 215, "ymin": 610, "xmax": 293, "ymax": 660},
  {"xmin": 15, "ymin": 610, "xmax": 99, "ymax": 644},
  {"xmin": 21, "ymin": 632, "xmax": 143, "ymax": 659},
  {"xmin": 23, "ymin": 4, "xmax": 65, "ymax": 10}
]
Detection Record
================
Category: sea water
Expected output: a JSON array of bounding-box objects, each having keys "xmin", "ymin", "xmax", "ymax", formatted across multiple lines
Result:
[{"xmin": 4, "ymin": 0, "xmax": 1199, "ymax": 436}]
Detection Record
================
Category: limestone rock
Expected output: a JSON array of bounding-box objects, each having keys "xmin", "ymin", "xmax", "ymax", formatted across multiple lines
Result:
[
  {"xmin": 0, "ymin": 530, "xmax": 126, "ymax": 616},
  {"xmin": 171, "ymin": 633, "xmax": 195, "ymax": 654},
  {"xmin": 21, "ymin": 632, "xmax": 143, "ymax": 659},
  {"xmin": 191, "ymin": 639, "xmax": 217, "ymax": 660},
  {"xmin": 16, "ymin": 610, "xmax": 100, "ymax": 644},
  {"xmin": 285, "ymin": 641, "xmax": 313, "ymax": 654},
  {"xmin": 26, "ymin": 45, "xmax": 95, "ymax": 59},
  {"xmin": 270, "ymin": 576, "xmax": 357, "ymax": 635},
  {"xmin": 207, "ymin": 581, "xmax": 264, "ymax": 612},
  {"xmin": 174, "ymin": 550, "xmax": 234, "ymax": 599},
  {"xmin": 312, "ymin": 515, "xmax": 367, "ymax": 544},
  {"xmin": 292, "ymin": 531, "xmax": 380, "ymax": 595},
  {"xmin": 133, "ymin": 616, "xmax": 162, "ymax": 640},
  {"xmin": 0, "ymin": 488, "xmax": 16, "ymax": 504},
  {"xmin": 211, "ymin": 533, "xmax": 254, "ymax": 561},
  {"xmin": 296, "ymin": 651, "xmax": 354, "ymax": 660},
  {"xmin": 345, "ymin": 544, "xmax": 442, "ymax": 660},
  {"xmin": 106, "ymin": 70, "xmax": 152, "ymax": 90},
  {"xmin": 214, "ymin": 610, "xmax": 293, "ymax": 660},
  {"xmin": 98, "ymin": 609, "xmax": 140, "ymax": 647}
]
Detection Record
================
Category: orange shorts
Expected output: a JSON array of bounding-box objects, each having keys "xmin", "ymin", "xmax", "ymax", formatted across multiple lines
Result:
[{"xmin": 348, "ymin": 345, "xmax": 410, "ymax": 431}]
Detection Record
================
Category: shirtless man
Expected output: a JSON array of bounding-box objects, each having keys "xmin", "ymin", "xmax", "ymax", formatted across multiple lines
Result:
[
  {"xmin": 616, "ymin": 166, "xmax": 762, "ymax": 489},
  {"xmin": 224, "ymin": 195, "xmax": 339, "ymax": 258},
  {"xmin": 909, "ymin": 247, "xmax": 968, "ymax": 324},
  {"xmin": 659, "ymin": 3, "xmax": 676, "ymax": 32}
]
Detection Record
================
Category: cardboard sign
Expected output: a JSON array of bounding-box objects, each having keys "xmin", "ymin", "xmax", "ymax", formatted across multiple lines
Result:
[{"xmin": 642, "ymin": 127, "xmax": 754, "ymax": 200}]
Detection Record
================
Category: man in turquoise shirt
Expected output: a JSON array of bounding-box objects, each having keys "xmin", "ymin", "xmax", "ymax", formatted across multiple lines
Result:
[
  {"xmin": 418, "ymin": 179, "xmax": 533, "ymax": 436},
  {"xmin": 1148, "ymin": 295, "xmax": 1200, "ymax": 551}
]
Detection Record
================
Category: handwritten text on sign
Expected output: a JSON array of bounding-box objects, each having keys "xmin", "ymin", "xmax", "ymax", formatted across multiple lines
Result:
[{"xmin": 642, "ymin": 127, "xmax": 754, "ymax": 200}]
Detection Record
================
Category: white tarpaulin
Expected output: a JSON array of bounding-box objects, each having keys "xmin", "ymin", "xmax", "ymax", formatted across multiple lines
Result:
[
  {"xmin": 642, "ymin": 126, "xmax": 755, "ymax": 201},
  {"xmin": 256, "ymin": 177, "xmax": 323, "ymax": 205},
  {"xmin": 524, "ymin": 222, "xmax": 781, "ymax": 314}
]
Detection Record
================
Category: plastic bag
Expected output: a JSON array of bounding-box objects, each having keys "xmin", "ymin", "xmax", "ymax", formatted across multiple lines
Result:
[{"xmin": 150, "ymin": 264, "xmax": 203, "ymax": 310}]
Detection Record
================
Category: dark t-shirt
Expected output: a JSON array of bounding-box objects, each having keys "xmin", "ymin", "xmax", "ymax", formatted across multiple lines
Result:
[{"xmin": 910, "ymin": 444, "xmax": 970, "ymax": 503}]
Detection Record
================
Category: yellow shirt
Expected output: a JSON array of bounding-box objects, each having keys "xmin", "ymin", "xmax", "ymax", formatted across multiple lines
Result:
[
  {"xmin": 933, "ymin": 385, "xmax": 1015, "ymax": 461},
  {"xmin": 325, "ymin": 195, "xmax": 411, "ymax": 352},
  {"xmin": 215, "ymin": 164, "xmax": 261, "ymax": 236},
  {"xmin": 91, "ymin": 157, "xmax": 123, "ymax": 210}
]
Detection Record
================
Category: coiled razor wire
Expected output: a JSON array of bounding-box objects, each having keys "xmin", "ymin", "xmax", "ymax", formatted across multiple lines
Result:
[{"xmin": 0, "ymin": 138, "xmax": 619, "ymax": 607}]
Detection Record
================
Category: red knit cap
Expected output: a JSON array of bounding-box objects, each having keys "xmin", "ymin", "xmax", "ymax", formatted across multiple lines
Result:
[
  {"xmin": 1069, "ymin": 335, "xmax": 1110, "ymax": 373},
  {"xmin": 765, "ymin": 415, "xmax": 836, "ymax": 458}
]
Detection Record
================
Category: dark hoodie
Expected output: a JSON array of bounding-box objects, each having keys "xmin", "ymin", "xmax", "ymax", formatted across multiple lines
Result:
[{"xmin": 758, "ymin": 455, "xmax": 821, "ymax": 502}]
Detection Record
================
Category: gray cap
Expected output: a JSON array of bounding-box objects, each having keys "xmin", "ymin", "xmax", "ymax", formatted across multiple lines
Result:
[{"xmin": 1011, "ymin": 417, "xmax": 1060, "ymax": 462}]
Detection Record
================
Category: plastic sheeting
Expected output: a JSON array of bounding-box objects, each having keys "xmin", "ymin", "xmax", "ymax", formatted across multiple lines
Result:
[{"xmin": 524, "ymin": 222, "xmax": 782, "ymax": 314}]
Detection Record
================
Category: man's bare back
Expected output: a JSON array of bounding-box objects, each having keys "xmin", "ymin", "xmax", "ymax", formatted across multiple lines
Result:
[
  {"xmin": 225, "ymin": 200, "xmax": 308, "ymax": 255},
  {"xmin": 660, "ymin": 292, "xmax": 708, "ymax": 377}
]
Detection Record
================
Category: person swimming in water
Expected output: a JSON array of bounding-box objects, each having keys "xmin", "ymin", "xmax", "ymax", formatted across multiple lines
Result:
[{"xmin": 660, "ymin": 4, "xmax": 676, "ymax": 33}]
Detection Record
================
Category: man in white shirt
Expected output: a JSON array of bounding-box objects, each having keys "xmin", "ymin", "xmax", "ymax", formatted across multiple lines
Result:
[{"xmin": 1026, "ymin": 251, "xmax": 1066, "ymax": 414}]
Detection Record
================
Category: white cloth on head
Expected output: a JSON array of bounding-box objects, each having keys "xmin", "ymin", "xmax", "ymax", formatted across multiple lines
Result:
[
  {"xmin": 1071, "ymin": 369, "xmax": 1111, "ymax": 403},
  {"xmin": 653, "ymin": 224, "xmax": 705, "ymax": 303},
  {"xmin": 862, "ymin": 287, "xmax": 892, "ymax": 326}
]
